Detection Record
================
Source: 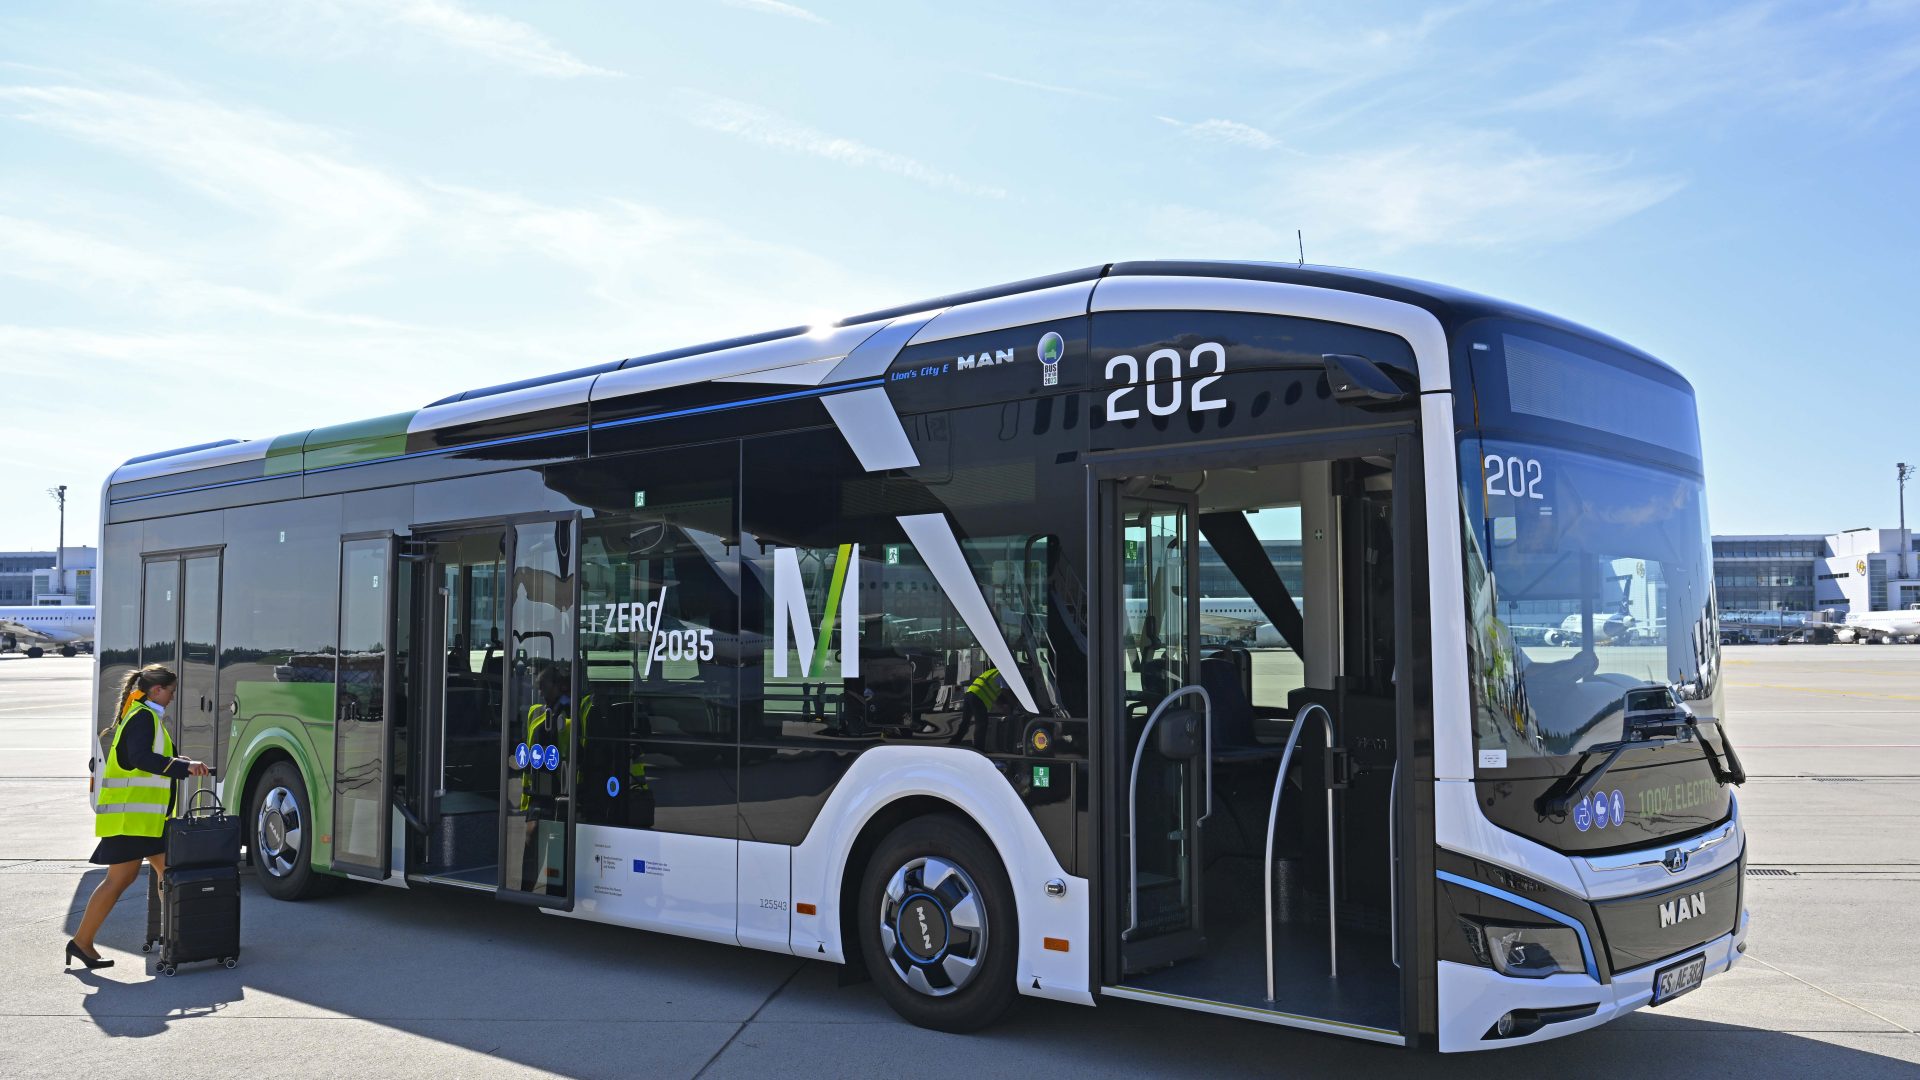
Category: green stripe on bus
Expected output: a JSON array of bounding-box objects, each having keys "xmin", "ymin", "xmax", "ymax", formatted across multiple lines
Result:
[
  {"xmin": 264, "ymin": 430, "xmax": 310, "ymax": 476},
  {"xmin": 810, "ymin": 543, "xmax": 854, "ymax": 677},
  {"xmin": 302, "ymin": 411, "xmax": 416, "ymax": 471}
]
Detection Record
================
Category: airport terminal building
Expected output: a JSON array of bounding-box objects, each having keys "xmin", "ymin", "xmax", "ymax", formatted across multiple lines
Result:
[
  {"xmin": 1714, "ymin": 529, "xmax": 1920, "ymax": 632},
  {"xmin": 0, "ymin": 547, "xmax": 94, "ymax": 605}
]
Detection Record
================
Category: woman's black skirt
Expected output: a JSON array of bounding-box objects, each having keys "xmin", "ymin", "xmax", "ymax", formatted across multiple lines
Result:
[{"xmin": 89, "ymin": 826, "xmax": 167, "ymax": 866}]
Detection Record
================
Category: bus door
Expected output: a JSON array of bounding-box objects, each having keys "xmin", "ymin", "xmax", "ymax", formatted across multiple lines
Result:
[
  {"xmin": 1110, "ymin": 488, "xmax": 1205, "ymax": 974},
  {"xmin": 499, "ymin": 517, "xmax": 579, "ymax": 908},
  {"xmin": 409, "ymin": 527, "xmax": 509, "ymax": 888},
  {"xmin": 1097, "ymin": 442, "xmax": 1414, "ymax": 1044},
  {"xmin": 138, "ymin": 549, "xmax": 224, "ymax": 775},
  {"xmin": 331, "ymin": 536, "xmax": 397, "ymax": 879}
]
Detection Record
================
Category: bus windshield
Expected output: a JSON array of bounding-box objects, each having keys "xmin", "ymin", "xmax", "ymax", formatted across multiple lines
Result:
[{"xmin": 1461, "ymin": 439, "xmax": 1720, "ymax": 768}]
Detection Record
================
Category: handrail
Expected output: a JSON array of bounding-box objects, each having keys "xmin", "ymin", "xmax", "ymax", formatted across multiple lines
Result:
[
  {"xmin": 1263, "ymin": 702, "xmax": 1336, "ymax": 1000},
  {"xmin": 1124, "ymin": 684, "xmax": 1212, "ymax": 940},
  {"xmin": 1388, "ymin": 760, "xmax": 1400, "ymax": 969}
]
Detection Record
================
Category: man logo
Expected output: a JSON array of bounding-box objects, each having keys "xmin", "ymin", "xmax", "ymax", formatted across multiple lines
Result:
[
  {"xmin": 1659, "ymin": 892, "xmax": 1707, "ymax": 928},
  {"xmin": 773, "ymin": 543, "xmax": 859, "ymax": 679},
  {"xmin": 1663, "ymin": 847, "xmax": 1689, "ymax": 874}
]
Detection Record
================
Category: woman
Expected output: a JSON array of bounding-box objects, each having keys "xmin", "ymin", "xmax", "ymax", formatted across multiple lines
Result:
[{"xmin": 68, "ymin": 663, "xmax": 210, "ymax": 969}]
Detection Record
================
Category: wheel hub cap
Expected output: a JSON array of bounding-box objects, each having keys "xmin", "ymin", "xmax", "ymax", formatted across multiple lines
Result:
[
  {"xmin": 878, "ymin": 855, "xmax": 988, "ymax": 997},
  {"xmin": 256, "ymin": 786, "xmax": 302, "ymax": 877}
]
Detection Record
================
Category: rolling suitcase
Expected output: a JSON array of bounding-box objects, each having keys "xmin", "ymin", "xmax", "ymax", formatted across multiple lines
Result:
[
  {"xmin": 158, "ymin": 864, "xmax": 240, "ymax": 975},
  {"xmin": 154, "ymin": 774, "xmax": 243, "ymax": 975}
]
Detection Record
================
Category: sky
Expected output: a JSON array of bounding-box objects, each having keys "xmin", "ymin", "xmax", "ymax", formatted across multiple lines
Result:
[{"xmin": 2, "ymin": 0, "xmax": 1917, "ymax": 551}]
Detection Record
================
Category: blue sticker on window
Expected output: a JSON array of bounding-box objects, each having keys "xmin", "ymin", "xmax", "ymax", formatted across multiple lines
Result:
[
  {"xmin": 513, "ymin": 742, "xmax": 529, "ymax": 770},
  {"xmin": 544, "ymin": 744, "xmax": 560, "ymax": 771},
  {"xmin": 607, "ymin": 775, "xmax": 620, "ymax": 798},
  {"xmin": 1573, "ymin": 797, "xmax": 1592, "ymax": 832},
  {"xmin": 1611, "ymin": 789, "xmax": 1625, "ymax": 825},
  {"xmin": 1593, "ymin": 793, "xmax": 1611, "ymax": 829},
  {"xmin": 632, "ymin": 859, "xmax": 646, "ymax": 874}
]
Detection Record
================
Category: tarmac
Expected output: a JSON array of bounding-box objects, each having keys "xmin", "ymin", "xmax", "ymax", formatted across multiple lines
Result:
[{"xmin": 0, "ymin": 647, "xmax": 1915, "ymax": 1077}]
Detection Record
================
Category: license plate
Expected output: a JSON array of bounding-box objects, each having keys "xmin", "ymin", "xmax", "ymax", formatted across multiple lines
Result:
[{"xmin": 1652, "ymin": 953, "xmax": 1707, "ymax": 1005}]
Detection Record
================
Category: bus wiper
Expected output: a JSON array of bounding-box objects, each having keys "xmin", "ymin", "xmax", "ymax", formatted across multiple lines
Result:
[
  {"xmin": 1690, "ymin": 717, "xmax": 1747, "ymax": 786},
  {"xmin": 1535, "ymin": 730, "xmax": 1690, "ymax": 818}
]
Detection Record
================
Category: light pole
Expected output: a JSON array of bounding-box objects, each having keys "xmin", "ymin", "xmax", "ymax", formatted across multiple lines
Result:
[
  {"xmin": 45, "ymin": 485, "xmax": 66, "ymax": 599},
  {"xmin": 1900, "ymin": 463, "xmax": 1914, "ymax": 580}
]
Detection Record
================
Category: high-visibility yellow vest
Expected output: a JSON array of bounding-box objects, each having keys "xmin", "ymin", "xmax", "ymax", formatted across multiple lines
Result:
[
  {"xmin": 94, "ymin": 699, "xmax": 173, "ymax": 839},
  {"xmin": 965, "ymin": 668, "xmax": 1004, "ymax": 710}
]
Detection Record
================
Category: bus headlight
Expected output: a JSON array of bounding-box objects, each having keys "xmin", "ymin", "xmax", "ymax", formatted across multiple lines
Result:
[{"xmin": 1481, "ymin": 924, "xmax": 1584, "ymax": 979}]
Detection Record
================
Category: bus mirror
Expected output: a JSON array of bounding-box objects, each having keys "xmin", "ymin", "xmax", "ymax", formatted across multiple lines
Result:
[{"xmin": 1322, "ymin": 353, "xmax": 1415, "ymax": 407}]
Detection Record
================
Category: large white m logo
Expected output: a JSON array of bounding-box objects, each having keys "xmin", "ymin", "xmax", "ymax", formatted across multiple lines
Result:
[{"xmin": 772, "ymin": 543, "xmax": 859, "ymax": 679}]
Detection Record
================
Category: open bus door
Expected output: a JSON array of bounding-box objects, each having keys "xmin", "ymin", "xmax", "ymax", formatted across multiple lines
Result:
[{"xmin": 1096, "ymin": 436, "xmax": 1416, "ymax": 1046}]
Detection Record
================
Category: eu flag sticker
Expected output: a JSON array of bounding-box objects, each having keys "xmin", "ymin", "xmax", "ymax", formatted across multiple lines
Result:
[{"xmin": 633, "ymin": 859, "xmax": 647, "ymax": 874}]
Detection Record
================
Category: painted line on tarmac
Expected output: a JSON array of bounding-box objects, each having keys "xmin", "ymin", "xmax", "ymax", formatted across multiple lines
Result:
[
  {"xmin": 1730, "ymin": 683, "xmax": 1920, "ymax": 702},
  {"xmin": 1745, "ymin": 954, "xmax": 1918, "ymax": 1037}
]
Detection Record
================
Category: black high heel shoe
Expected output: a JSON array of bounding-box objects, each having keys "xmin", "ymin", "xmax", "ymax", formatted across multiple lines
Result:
[{"xmin": 65, "ymin": 939, "xmax": 114, "ymax": 970}]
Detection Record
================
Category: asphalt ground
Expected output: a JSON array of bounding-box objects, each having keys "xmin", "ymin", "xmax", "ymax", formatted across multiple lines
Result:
[{"xmin": 0, "ymin": 647, "xmax": 1915, "ymax": 1077}]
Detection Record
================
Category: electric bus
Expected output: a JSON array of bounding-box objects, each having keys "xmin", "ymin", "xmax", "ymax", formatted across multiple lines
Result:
[{"xmin": 94, "ymin": 262, "xmax": 1749, "ymax": 1051}]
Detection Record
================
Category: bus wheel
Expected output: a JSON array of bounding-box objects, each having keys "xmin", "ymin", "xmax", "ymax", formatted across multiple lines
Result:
[
  {"xmin": 858, "ymin": 813, "xmax": 1016, "ymax": 1033},
  {"xmin": 251, "ymin": 761, "xmax": 327, "ymax": 900}
]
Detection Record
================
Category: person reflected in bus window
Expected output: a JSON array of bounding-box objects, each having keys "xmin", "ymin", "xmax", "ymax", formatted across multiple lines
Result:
[
  {"xmin": 70, "ymin": 663, "xmax": 210, "ymax": 969},
  {"xmin": 949, "ymin": 665, "xmax": 1008, "ymax": 753},
  {"xmin": 519, "ymin": 664, "xmax": 571, "ymax": 892}
]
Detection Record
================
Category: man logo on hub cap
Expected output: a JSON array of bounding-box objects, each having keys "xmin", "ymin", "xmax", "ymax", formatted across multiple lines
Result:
[
  {"xmin": 900, "ymin": 895, "xmax": 948, "ymax": 961},
  {"xmin": 1039, "ymin": 331, "xmax": 1064, "ymax": 387}
]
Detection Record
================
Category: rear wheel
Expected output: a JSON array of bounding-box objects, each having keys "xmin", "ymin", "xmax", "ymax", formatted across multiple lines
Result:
[
  {"xmin": 250, "ymin": 761, "xmax": 329, "ymax": 900},
  {"xmin": 857, "ymin": 814, "xmax": 1017, "ymax": 1033}
]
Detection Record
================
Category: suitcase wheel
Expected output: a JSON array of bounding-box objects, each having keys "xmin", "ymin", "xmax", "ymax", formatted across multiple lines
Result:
[
  {"xmin": 159, "ymin": 965, "xmax": 176, "ymax": 977},
  {"xmin": 140, "ymin": 942, "xmax": 152, "ymax": 953},
  {"xmin": 223, "ymin": 958, "xmax": 237, "ymax": 969}
]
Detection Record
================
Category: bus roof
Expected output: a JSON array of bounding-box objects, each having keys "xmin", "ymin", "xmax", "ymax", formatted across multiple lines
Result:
[{"xmin": 109, "ymin": 260, "xmax": 1678, "ymax": 491}]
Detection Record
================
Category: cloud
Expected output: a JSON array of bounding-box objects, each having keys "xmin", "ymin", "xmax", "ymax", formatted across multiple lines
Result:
[
  {"xmin": 1509, "ymin": 4, "xmax": 1920, "ymax": 124},
  {"xmin": 0, "ymin": 79, "xmax": 909, "ymax": 549},
  {"xmin": 1158, "ymin": 116, "xmax": 1279, "ymax": 150},
  {"xmin": 679, "ymin": 91, "xmax": 1006, "ymax": 197},
  {"xmin": 719, "ymin": 0, "xmax": 826, "ymax": 25},
  {"xmin": 1267, "ymin": 131, "xmax": 1685, "ymax": 253},
  {"xmin": 0, "ymin": 84, "xmax": 426, "ymax": 280},
  {"xmin": 177, "ymin": 0, "xmax": 620, "ymax": 78},
  {"xmin": 387, "ymin": 0, "xmax": 622, "ymax": 76}
]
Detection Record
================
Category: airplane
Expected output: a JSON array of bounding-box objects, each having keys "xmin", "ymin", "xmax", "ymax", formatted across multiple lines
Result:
[
  {"xmin": 1815, "ymin": 605, "xmax": 1920, "ymax": 644},
  {"xmin": 1125, "ymin": 596, "xmax": 1288, "ymax": 648},
  {"xmin": 0, "ymin": 605, "xmax": 96, "ymax": 658}
]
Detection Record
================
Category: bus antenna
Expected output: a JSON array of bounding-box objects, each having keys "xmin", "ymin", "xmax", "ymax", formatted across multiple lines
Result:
[{"xmin": 1297, "ymin": 230, "xmax": 1305, "ymax": 268}]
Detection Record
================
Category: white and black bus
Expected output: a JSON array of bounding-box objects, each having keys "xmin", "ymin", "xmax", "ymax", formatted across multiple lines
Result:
[{"xmin": 96, "ymin": 262, "xmax": 1748, "ymax": 1050}]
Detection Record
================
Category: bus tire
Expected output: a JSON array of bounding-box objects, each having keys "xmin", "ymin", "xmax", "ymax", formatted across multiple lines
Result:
[
  {"xmin": 857, "ymin": 813, "xmax": 1017, "ymax": 1033},
  {"xmin": 250, "ymin": 760, "xmax": 328, "ymax": 900}
]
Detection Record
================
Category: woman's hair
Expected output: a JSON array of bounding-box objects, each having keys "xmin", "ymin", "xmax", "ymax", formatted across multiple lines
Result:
[{"xmin": 105, "ymin": 663, "xmax": 177, "ymax": 740}]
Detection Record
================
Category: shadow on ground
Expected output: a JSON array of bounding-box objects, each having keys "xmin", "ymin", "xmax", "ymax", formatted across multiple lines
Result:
[{"xmin": 43, "ymin": 869, "xmax": 1917, "ymax": 1078}]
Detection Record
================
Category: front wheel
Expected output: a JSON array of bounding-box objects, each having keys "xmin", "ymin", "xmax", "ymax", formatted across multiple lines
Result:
[
  {"xmin": 250, "ymin": 761, "xmax": 329, "ymax": 900},
  {"xmin": 857, "ymin": 814, "xmax": 1017, "ymax": 1033}
]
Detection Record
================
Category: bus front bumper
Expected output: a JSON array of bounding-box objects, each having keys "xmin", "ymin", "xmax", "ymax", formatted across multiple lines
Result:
[{"xmin": 1437, "ymin": 908, "xmax": 1750, "ymax": 1052}]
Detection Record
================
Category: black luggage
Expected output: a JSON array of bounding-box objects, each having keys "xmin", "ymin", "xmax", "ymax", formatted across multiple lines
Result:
[
  {"xmin": 158, "ymin": 864, "xmax": 240, "ymax": 975},
  {"xmin": 152, "ymin": 774, "xmax": 242, "ymax": 975},
  {"xmin": 142, "ymin": 868, "xmax": 162, "ymax": 954},
  {"xmin": 166, "ymin": 780, "xmax": 243, "ymax": 870}
]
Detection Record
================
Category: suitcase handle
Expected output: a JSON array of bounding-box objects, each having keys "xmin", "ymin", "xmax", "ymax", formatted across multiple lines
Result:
[{"xmin": 178, "ymin": 773, "xmax": 227, "ymax": 820}]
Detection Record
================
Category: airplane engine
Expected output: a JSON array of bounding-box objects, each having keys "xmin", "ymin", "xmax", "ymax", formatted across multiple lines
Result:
[{"xmin": 0, "ymin": 633, "xmax": 14, "ymax": 653}]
